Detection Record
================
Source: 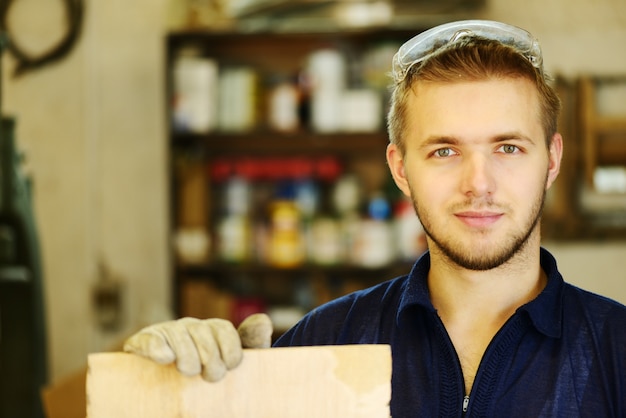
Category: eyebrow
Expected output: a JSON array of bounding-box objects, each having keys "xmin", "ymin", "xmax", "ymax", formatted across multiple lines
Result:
[
  {"xmin": 493, "ymin": 132, "xmax": 536, "ymax": 143},
  {"xmin": 418, "ymin": 136, "xmax": 459, "ymax": 152},
  {"xmin": 418, "ymin": 132, "xmax": 536, "ymax": 150}
]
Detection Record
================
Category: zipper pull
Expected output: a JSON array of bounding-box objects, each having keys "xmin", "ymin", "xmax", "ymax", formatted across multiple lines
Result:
[{"xmin": 462, "ymin": 395, "xmax": 470, "ymax": 413}]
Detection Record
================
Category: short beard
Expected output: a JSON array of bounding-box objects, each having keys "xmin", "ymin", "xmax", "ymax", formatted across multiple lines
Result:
[{"xmin": 411, "ymin": 187, "xmax": 546, "ymax": 272}]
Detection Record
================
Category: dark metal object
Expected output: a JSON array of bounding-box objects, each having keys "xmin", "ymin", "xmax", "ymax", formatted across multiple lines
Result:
[
  {"xmin": 0, "ymin": 0, "xmax": 84, "ymax": 77},
  {"xmin": 0, "ymin": 32, "xmax": 48, "ymax": 418}
]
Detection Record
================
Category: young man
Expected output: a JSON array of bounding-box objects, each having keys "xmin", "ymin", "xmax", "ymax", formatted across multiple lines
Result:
[{"xmin": 125, "ymin": 20, "xmax": 626, "ymax": 417}]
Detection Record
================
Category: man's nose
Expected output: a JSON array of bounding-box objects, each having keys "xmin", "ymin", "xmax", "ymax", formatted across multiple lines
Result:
[{"xmin": 461, "ymin": 153, "xmax": 495, "ymax": 197}]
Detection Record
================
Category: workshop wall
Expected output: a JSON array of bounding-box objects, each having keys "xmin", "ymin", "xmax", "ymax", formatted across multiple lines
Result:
[{"xmin": 3, "ymin": 0, "xmax": 171, "ymax": 383}]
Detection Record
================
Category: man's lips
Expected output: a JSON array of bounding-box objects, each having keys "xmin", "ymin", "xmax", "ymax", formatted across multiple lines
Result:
[{"xmin": 454, "ymin": 211, "xmax": 504, "ymax": 228}]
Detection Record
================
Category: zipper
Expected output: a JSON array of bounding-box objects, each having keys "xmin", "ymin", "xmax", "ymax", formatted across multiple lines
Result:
[
  {"xmin": 432, "ymin": 309, "xmax": 523, "ymax": 417},
  {"xmin": 432, "ymin": 312, "xmax": 470, "ymax": 417}
]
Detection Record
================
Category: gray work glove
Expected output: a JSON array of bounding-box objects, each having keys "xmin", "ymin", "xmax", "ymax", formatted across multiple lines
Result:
[{"xmin": 123, "ymin": 313, "xmax": 273, "ymax": 382}]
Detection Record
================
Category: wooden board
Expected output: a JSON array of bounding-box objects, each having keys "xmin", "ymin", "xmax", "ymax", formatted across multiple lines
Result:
[{"xmin": 87, "ymin": 345, "xmax": 391, "ymax": 418}]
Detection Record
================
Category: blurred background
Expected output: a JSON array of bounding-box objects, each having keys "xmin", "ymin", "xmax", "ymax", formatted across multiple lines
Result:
[{"xmin": 1, "ymin": 0, "xmax": 625, "ymax": 416}]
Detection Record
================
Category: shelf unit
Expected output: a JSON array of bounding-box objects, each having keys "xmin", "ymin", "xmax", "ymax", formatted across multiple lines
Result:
[
  {"xmin": 538, "ymin": 76, "xmax": 626, "ymax": 240},
  {"xmin": 579, "ymin": 76, "xmax": 626, "ymax": 187},
  {"xmin": 166, "ymin": 28, "xmax": 424, "ymax": 329},
  {"xmin": 574, "ymin": 76, "xmax": 626, "ymax": 237}
]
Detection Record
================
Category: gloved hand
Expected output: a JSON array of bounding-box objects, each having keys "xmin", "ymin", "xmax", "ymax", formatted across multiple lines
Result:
[{"xmin": 123, "ymin": 313, "xmax": 273, "ymax": 382}]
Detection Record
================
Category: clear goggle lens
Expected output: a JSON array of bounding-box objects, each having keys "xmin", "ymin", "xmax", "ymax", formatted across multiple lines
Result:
[{"xmin": 392, "ymin": 20, "xmax": 543, "ymax": 83}]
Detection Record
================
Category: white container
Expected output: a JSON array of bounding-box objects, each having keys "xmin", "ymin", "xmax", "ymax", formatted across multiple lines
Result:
[
  {"xmin": 311, "ymin": 91, "xmax": 343, "ymax": 133},
  {"xmin": 307, "ymin": 49, "xmax": 346, "ymax": 92},
  {"xmin": 353, "ymin": 218, "xmax": 394, "ymax": 268},
  {"xmin": 269, "ymin": 82, "xmax": 300, "ymax": 132},
  {"xmin": 307, "ymin": 49, "xmax": 346, "ymax": 133},
  {"xmin": 172, "ymin": 56, "xmax": 218, "ymax": 133},
  {"xmin": 341, "ymin": 89, "xmax": 382, "ymax": 133},
  {"xmin": 218, "ymin": 67, "xmax": 257, "ymax": 132}
]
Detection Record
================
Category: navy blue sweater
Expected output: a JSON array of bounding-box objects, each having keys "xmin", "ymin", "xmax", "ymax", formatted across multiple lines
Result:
[{"xmin": 274, "ymin": 248, "xmax": 626, "ymax": 417}]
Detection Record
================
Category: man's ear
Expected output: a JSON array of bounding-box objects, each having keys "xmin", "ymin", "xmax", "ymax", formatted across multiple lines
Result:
[
  {"xmin": 386, "ymin": 143, "xmax": 411, "ymax": 197},
  {"xmin": 546, "ymin": 133, "xmax": 563, "ymax": 190}
]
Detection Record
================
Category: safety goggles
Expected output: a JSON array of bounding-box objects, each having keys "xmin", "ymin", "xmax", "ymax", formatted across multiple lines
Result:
[{"xmin": 391, "ymin": 20, "xmax": 543, "ymax": 83}]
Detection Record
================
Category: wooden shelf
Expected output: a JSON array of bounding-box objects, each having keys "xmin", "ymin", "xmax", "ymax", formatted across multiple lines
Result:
[
  {"xmin": 579, "ymin": 76, "xmax": 626, "ymax": 186},
  {"xmin": 171, "ymin": 132, "xmax": 389, "ymax": 156},
  {"xmin": 562, "ymin": 76, "xmax": 626, "ymax": 239},
  {"xmin": 176, "ymin": 261, "xmax": 414, "ymax": 278}
]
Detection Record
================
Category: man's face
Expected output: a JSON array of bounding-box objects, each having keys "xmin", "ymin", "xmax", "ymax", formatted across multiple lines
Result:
[{"xmin": 386, "ymin": 77, "xmax": 562, "ymax": 270}]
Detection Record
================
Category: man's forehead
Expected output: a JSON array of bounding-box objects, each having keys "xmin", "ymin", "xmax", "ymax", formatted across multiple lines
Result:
[
  {"xmin": 406, "ymin": 77, "xmax": 540, "ymax": 109},
  {"xmin": 403, "ymin": 78, "xmax": 544, "ymax": 143}
]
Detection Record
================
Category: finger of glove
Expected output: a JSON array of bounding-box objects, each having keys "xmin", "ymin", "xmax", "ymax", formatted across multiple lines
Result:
[
  {"xmin": 158, "ymin": 317, "xmax": 203, "ymax": 376},
  {"xmin": 238, "ymin": 313, "xmax": 273, "ymax": 349},
  {"xmin": 188, "ymin": 319, "xmax": 242, "ymax": 382},
  {"xmin": 123, "ymin": 323, "xmax": 177, "ymax": 365}
]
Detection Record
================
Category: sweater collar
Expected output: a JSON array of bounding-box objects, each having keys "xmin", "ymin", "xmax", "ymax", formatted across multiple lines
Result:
[{"xmin": 398, "ymin": 247, "xmax": 564, "ymax": 338}]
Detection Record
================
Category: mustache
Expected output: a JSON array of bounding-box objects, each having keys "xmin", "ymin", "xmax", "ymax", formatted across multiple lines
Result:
[{"xmin": 448, "ymin": 197, "xmax": 508, "ymax": 212}]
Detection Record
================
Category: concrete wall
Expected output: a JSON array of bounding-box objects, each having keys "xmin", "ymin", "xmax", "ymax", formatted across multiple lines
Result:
[{"xmin": 2, "ymin": 0, "xmax": 625, "ymax": 382}]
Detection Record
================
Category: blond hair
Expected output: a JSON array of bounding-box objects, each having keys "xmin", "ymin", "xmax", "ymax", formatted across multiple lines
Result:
[{"xmin": 387, "ymin": 37, "xmax": 561, "ymax": 154}]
